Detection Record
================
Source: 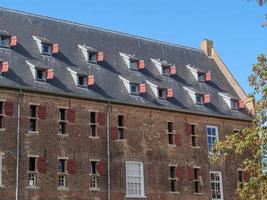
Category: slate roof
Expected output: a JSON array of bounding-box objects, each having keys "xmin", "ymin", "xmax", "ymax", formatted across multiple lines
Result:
[{"xmin": 0, "ymin": 8, "xmax": 251, "ymax": 120}]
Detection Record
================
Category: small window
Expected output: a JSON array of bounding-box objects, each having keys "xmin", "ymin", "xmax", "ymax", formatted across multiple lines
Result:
[
  {"xmin": 158, "ymin": 89, "xmax": 166, "ymax": 98},
  {"xmin": 58, "ymin": 159, "xmax": 67, "ymax": 188},
  {"xmin": 88, "ymin": 52, "xmax": 97, "ymax": 62},
  {"xmin": 42, "ymin": 43, "xmax": 52, "ymax": 55},
  {"xmin": 191, "ymin": 125, "xmax": 198, "ymax": 147},
  {"xmin": 126, "ymin": 161, "xmax": 145, "ymax": 198},
  {"xmin": 170, "ymin": 166, "xmax": 177, "ymax": 192},
  {"xmin": 29, "ymin": 105, "xmax": 37, "ymax": 132},
  {"xmin": 28, "ymin": 157, "xmax": 37, "ymax": 187},
  {"xmin": 59, "ymin": 109, "xmax": 66, "ymax": 135},
  {"xmin": 210, "ymin": 171, "xmax": 223, "ymax": 200},
  {"xmin": 90, "ymin": 161, "xmax": 99, "ymax": 190},
  {"xmin": 196, "ymin": 94, "xmax": 204, "ymax": 104},
  {"xmin": 238, "ymin": 170, "xmax": 244, "ymax": 188},
  {"xmin": 231, "ymin": 100, "xmax": 239, "ymax": 110},
  {"xmin": 206, "ymin": 126, "xmax": 219, "ymax": 154},
  {"xmin": 78, "ymin": 76, "xmax": 87, "ymax": 87},
  {"xmin": 198, "ymin": 73, "xmax": 205, "ymax": 82},
  {"xmin": 90, "ymin": 112, "xmax": 97, "ymax": 137},
  {"xmin": 130, "ymin": 61, "xmax": 138, "ymax": 70},
  {"xmin": 194, "ymin": 168, "xmax": 201, "ymax": 193},
  {"xmin": 168, "ymin": 122, "xmax": 174, "ymax": 145},
  {"xmin": 118, "ymin": 115, "xmax": 125, "ymax": 140},
  {"xmin": 0, "ymin": 102, "xmax": 4, "ymax": 129},
  {"xmin": 0, "ymin": 36, "xmax": 10, "ymax": 47},
  {"xmin": 162, "ymin": 66, "xmax": 169, "ymax": 76},
  {"xmin": 130, "ymin": 83, "xmax": 139, "ymax": 95}
]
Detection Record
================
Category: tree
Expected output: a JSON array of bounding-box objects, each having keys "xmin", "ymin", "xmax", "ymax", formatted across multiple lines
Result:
[{"xmin": 211, "ymin": 53, "xmax": 267, "ymax": 199}]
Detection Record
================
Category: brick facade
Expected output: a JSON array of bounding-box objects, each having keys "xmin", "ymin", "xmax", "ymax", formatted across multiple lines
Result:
[{"xmin": 0, "ymin": 88, "xmax": 249, "ymax": 200}]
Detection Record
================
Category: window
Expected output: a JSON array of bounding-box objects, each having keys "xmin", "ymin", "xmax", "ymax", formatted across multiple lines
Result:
[
  {"xmin": 0, "ymin": 36, "xmax": 9, "ymax": 47},
  {"xmin": 210, "ymin": 171, "xmax": 224, "ymax": 200},
  {"xmin": 36, "ymin": 69, "xmax": 46, "ymax": 81},
  {"xmin": 118, "ymin": 115, "xmax": 125, "ymax": 140},
  {"xmin": 191, "ymin": 125, "xmax": 198, "ymax": 147},
  {"xmin": 29, "ymin": 105, "xmax": 37, "ymax": 132},
  {"xmin": 0, "ymin": 154, "xmax": 3, "ymax": 186},
  {"xmin": 168, "ymin": 122, "xmax": 174, "ymax": 145},
  {"xmin": 194, "ymin": 168, "xmax": 201, "ymax": 193},
  {"xmin": 90, "ymin": 112, "xmax": 97, "ymax": 137},
  {"xmin": 90, "ymin": 160, "xmax": 99, "ymax": 190},
  {"xmin": 88, "ymin": 52, "xmax": 97, "ymax": 62},
  {"xmin": 130, "ymin": 83, "xmax": 139, "ymax": 95},
  {"xmin": 126, "ymin": 161, "xmax": 145, "ymax": 198},
  {"xmin": 78, "ymin": 76, "xmax": 87, "ymax": 87},
  {"xmin": 206, "ymin": 126, "xmax": 219, "ymax": 154},
  {"xmin": 130, "ymin": 61, "xmax": 138, "ymax": 70},
  {"xmin": 58, "ymin": 159, "xmax": 67, "ymax": 188},
  {"xmin": 0, "ymin": 102, "xmax": 3, "ymax": 129},
  {"xmin": 196, "ymin": 94, "xmax": 204, "ymax": 104},
  {"xmin": 238, "ymin": 170, "xmax": 244, "ymax": 188},
  {"xmin": 231, "ymin": 100, "xmax": 239, "ymax": 110},
  {"xmin": 198, "ymin": 73, "xmax": 205, "ymax": 82},
  {"xmin": 158, "ymin": 89, "xmax": 166, "ymax": 98},
  {"xmin": 42, "ymin": 43, "xmax": 52, "ymax": 55},
  {"xmin": 169, "ymin": 166, "xmax": 177, "ymax": 192},
  {"xmin": 162, "ymin": 66, "xmax": 169, "ymax": 76},
  {"xmin": 59, "ymin": 109, "xmax": 66, "ymax": 135},
  {"xmin": 28, "ymin": 157, "xmax": 37, "ymax": 187}
]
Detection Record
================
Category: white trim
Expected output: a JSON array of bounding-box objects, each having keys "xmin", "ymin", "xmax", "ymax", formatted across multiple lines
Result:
[
  {"xmin": 206, "ymin": 126, "xmax": 219, "ymax": 155},
  {"xmin": 210, "ymin": 171, "xmax": 224, "ymax": 200},
  {"xmin": 146, "ymin": 80, "xmax": 158, "ymax": 98},
  {"xmin": 125, "ymin": 161, "xmax": 145, "ymax": 198}
]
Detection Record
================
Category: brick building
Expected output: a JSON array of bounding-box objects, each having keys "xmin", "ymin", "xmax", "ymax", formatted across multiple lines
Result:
[{"xmin": 0, "ymin": 8, "xmax": 253, "ymax": 200}]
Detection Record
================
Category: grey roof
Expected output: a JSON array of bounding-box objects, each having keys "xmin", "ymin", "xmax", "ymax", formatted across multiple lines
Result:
[{"xmin": 0, "ymin": 8, "xmax": 251, "ymax": 121}]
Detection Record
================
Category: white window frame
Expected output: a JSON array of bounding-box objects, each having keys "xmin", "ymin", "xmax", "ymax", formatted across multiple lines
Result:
[
  {"xmin": 90, "ymin": 159, "xmax": 100, "ymax": 191},
  {"xmin": 130, "ymin": 83, "xmax": 139, "ymax": 95},
  {"xmin": 87, "ymin": 51, "xmax": 97, "ymax": 63},
  {"xmin": 58, "ymin": 158, "xmax": 67, "ymax": 189},
  {"xmin": 125, "ymin": 161, "xmax": 145, "ymax": 198},
  {"xmin": 0, "ymin": 35, "xmax": 10, "ymax": 47},
  {"xmin": 196, "ymin": 94, "xmax": 204, "ymax": 104},
  {"xmin": 230, "ymin": 99, "xmax": 239, "ymax": 110},
  {"xmin": 35, "ymin": 68, "xmax": 46, "ymax": 81},
  {"xmin": 206, "ymin": 126, "xmax": 219, "ymax": 154},
  {"xmin": 0, "ymin": 153, "xmax": 4, "ymax": 186},
  {"xmin": 42, "ymin": 43, "xmax": 52, "ymax": 55},
  {"xmin": 210, "ymin": 171, "xmax": 224, "ymax": 200},
  {"xmin": 28, "ymin": 155, "xmax": 38, "ymax": 188},
  {"xmin": 77, "ymin": 75, "xmax": 87, "ymax": 87}
]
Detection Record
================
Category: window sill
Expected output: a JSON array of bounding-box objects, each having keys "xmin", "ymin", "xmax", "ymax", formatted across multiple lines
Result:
[
  {"xmin": 194, "ymin": 193, "xmax": 203, "ymax": 195},
  {"xmin": 0, "ymin": 128, "xmax": 5, "ymax": 132},
  {"xmin": 57, "ymin": 187, "xmax": 69, "ymax": 191},
  {"xmin": 170, "ymin": 191, "xmax": 180, "ymax": 194},
  {"xmin": 27, "ymin": 186, "xmax": 39, "ymax": 190},
  {"xmin": 90, "ymin": 188, "xmax": 100, "ymax": 192},
  {"xmin": 89, "ymin": 136, "xmax": 99, "ymax": 139},
  {"xmin": 58, "ymin": 134, "xmax": 69, "ymax": 137},
  {"xmin": 0, "ymin": 185, "xmax": 4, "ymax": 188},
  {"xmin": 191, "ymin": 146, "xmax": 200, "ymax": 149},
  {"xmin": 116, "ymin": 139, "xmax": 127, "ymax": 142},
  {"xmin": 28, "ymin": 131, "xmax": 39, "ymax": 134},
  {"xmin": 168, "ymin": 144, "xmax": 176, "ymax": 147},
  {"xmin": 125, "ymin": 195, "xmax": 147, "ymax": 199}
]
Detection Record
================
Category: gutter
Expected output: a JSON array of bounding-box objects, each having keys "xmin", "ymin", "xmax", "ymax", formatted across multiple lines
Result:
[
  {"xmin": 15, "ymin": 89, "xmax": 22, "ymax": 200},
  {"xmin": 106, "ymin": 101, "xmax": 111, "ymax": 200}
]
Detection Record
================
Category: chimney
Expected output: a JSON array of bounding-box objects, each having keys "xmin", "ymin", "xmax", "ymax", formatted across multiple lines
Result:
[
  {"xmin": 201, "ymin": 39, "xmax": 213, "ymax": 56},
  {"xmin": 245, "ymin": 96, "xmax": 255, "ymax": 115}
]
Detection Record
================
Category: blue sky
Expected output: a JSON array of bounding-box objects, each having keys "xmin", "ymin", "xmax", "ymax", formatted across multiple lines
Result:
[{"xmin": 0, "ymin": 0, "xmax": 266, "ymax": 94}]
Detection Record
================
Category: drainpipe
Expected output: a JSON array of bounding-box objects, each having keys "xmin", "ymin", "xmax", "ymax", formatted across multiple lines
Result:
[
  {"xmin": 106, "ymin": 101, "xmax": 111, "ymax": 200},
  {"xmin": 15, "ymin": 89, "xmax": 22, "ymax": 200}
]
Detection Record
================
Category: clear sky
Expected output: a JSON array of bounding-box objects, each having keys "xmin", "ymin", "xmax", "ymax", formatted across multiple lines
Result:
[{"xmin": 0, "ymin": 0, "xmax": 266, "ymax": 94}]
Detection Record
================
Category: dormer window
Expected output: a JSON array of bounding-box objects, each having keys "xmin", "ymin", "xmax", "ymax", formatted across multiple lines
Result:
[
  {"xmin": 130, "ymin": 83, "xmax": 139, "ymax": 95},
  {"xmin": 158, "ymin": 88, "xmax": 167, "ymax": 98},
  {"xmin": 146, "ymin": 80, "xmax": 173, "ymax": 99},
  {"xmin": 78, "ymin": 44, "xmax": 104, "ymax": 63},
  {"xmin": 26, "ymin": 60, "xmax": 54, "ymax": 82},
  {"xmin": 151, "ymin": 59, "xmax": 176, "ymax": 76},
  {"xmin": 119, "ymin": 53, "xmax": 145, "ymax": 71},
  {"xmin": 186, "ymin": 65, "xmax": 211, "ymax": 82},
  {"xmin": 32, "ymin": 36, "xmax": 59, "ymax": 56},
  {"xmin": 67, "ymin": 67, "xmax": 95, "ymax": 88},
  {"xmin": 36, "ymin": 69, "xmax": 46, "ymax": 81},
  {"xmin": 0, "ymin": 31, "xmax": 17, "ymax": 48},
  {"xmin": 0, "ymin": 61, "xmax": 9, "ymax": 74},
  {"xmin": 184, "ymin": 86, "xmax": 210, "ymax": 105},
  {"xmin": 219, "ymin": 92, "xmax": 244, "ymax": 110},
  {"xmin": 119, "ymin": 76, "xmax": 146, "ymax": 96},
  {"xmin": 78, "ymin": 76, "xmax": 87, "ymax": 87}
]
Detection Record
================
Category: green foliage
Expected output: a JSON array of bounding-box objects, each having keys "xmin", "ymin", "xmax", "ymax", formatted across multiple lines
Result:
[{"xmin": 211, "ymin": 54, "xmax": 267, "ymax": 200}]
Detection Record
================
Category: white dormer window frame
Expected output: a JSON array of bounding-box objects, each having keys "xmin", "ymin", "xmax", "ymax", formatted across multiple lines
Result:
[
  {"xmin": 130, "ymin": 83, "xmax": 139, "ymax": 95},
  {"xmin": 78, "ymin": 44, "xmax": 103, "ymax": 63},
  {"xmin": 119, "ymin": 52, "xmax": 142, "ymax": 71},
  {"xmin": 151, "ymin": 58, "xmax": 176, "ymax": 76},
  {"xmin": 158, "ymin": 88, "xmax": 167, "ymax": 99},
  {"xmin": 26, "ymin": 60, "xmax": 53, "ymax": 82},
  {"xmin": 0, "ymin": 35, "xmax": 10, "ymax": 47},
  {"xmin": 35, "ymin": 68, "xmax": 46, "ymax": 81},
  {"xmin": 119, "ymin": 76, "xmax": 144, "ymax": 96},
  {"xmin": 88, "ymin": 52, "xmax": 97, "ymax": 63},
  {"xmin": 41, "ymin": 43, "xmax": 52, "ymax": 55},
  {"xmin": 77, "ymin": 75, "xmax": 87, "ymax": 87},
  {"xmin": 183, "ymin": 86, "xmax": 207, "ymax": 105},
  {"xmin": 197, "ymin": 72, "xmax": 206, "ymax": 82},
  {"xmin": 219, "ymin": 92, "xmax": 240, "ymax": 110},
  {"xmin": 186, "ymin": 64, "xmax": 207, "ymax": 82},
  {"xmin": 196, "ymin": 94, "xmax": 204, "ymax": 105}
]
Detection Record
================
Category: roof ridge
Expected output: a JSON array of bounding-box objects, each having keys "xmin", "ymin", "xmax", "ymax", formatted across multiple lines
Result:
[{"xmin": 0, "ymin": 7, "xmax": 204, "ymax": 53}]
